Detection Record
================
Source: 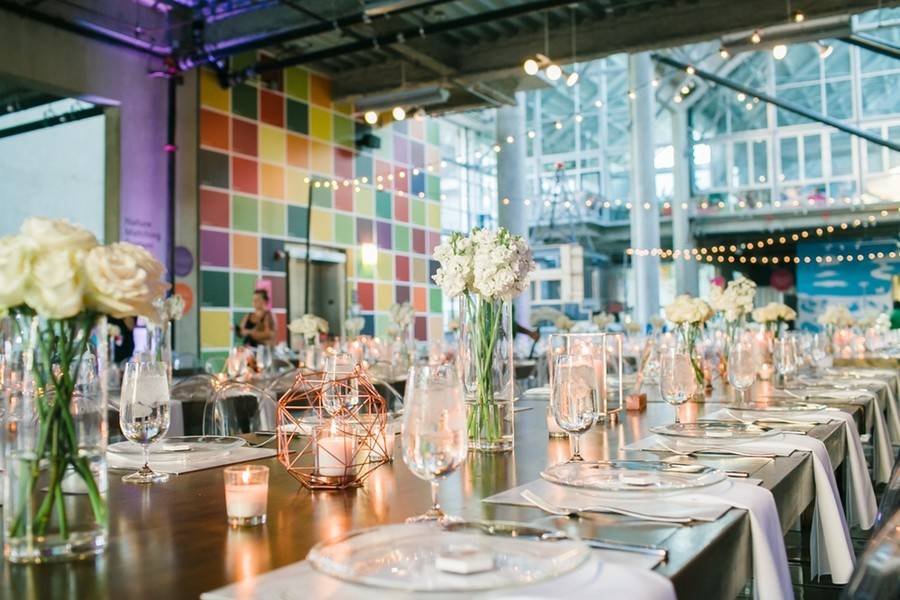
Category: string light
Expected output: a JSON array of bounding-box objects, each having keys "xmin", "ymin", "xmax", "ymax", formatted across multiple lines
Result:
[
  {"xmin": 392, "ymin": 106, "xmax": 406, "ymax": 121},
  {"xmin": 523, "ymin": 58, "xmax": 540, "ymax": 75},
  {"xmin": 364, "ymin": 111, "xmax": 378, "ymax": 124},
  {"xmin": 750, "ymin": 30, "xmax": 762, "ymax": 44}
]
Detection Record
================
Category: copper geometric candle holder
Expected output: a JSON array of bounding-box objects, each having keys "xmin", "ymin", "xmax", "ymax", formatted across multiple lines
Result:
[{"xmin": 276, "ymin": 365, "xmax": 389, "ymax": 490}]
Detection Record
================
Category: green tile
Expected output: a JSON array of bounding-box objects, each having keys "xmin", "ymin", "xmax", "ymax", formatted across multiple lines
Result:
[
  {"xmin": 355, "ymin": 154, "xmax": 373, "ymax": 181},
  {"xmin": 231, "ymin": 83, "xmax": 257, "ymax": 120},
  {"xmin": 287, "ymin": 205, "xmax": 309, "ymax": 239},
  {"xmin": 375, "ymin": 314, "xmax": 391, "ymax": 337},
  {"xmin": 375, "ymin": 191, "xmax": 392, "ymax": 220},
  {"xmin": 411, "ymin": 199, "xmax": 426, "ymax": 226},
  {"xmin": 232, "ymin": 311, "xmax": 250, "ymax": 344},
  {"xmin": 426, "ymin": 174, "xmax": 441, "ymax": 200},
  {"xmin": 260, "ymin": 200, "xmax": 285, "ymax": 235},
  {"xmin": 334, "ymin": 115, "xmax": 355, "ymax": 148},
  {"xmin": 429, "ymin": 288, "xmax": 442, "ymax": 313},
  {"xmin": 394, "ymin": 224, "xmax": 409, "ymax": 252},
  {"xmin": 286, "ymin": 99, "xmax": 309, "ymax": 135},
  {"xmin": 285, "ymin": 67, "xmax": 309, "ymax": 100},
  {"xmin": 357, "ymin": 259, "xmax": 374, "ymax": 280},
  {"xmin": 311, "ymin": 186, "xmax": 332, "ymax": 208},
  {"xmin": 232, "ymin": 195, "xmax": 258, "ymax": 231},
  {"xmin": 201, "ymin": 270, "xmax": 229, "ymax": 308},
  {"xmin": 334, "ymin": 213, "xmax": 354, "ymax": 245},
  {"xmin": 201, "ymin": 350, "xmax": 228, "ymax": 367},
  {"xmin": 355, "ymin": 189, "xmax": 374, "ymax": 216},
  {"xmin": 232, "ymin": 273, "xmax": 259, "ymax": 308},
  {"xmin": 231, "ymin": 52, "xmax": 256, "ymax": 73},
  {"xmin": 426, "ymin": 121, "xmax": 440, "ymax": 145}
]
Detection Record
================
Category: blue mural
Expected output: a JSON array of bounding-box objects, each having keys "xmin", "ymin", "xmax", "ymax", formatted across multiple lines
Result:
[{"xmin": 795, "ymin": 239, "xmax": 900, "ymax": 330}]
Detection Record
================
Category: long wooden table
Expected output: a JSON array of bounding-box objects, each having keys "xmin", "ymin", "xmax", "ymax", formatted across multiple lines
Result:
[{"xmin": 0, "ymin": 382, "xmax": 863, "ymax": 600}]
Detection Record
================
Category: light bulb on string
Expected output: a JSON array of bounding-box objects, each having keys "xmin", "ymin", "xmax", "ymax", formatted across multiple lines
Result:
[
  {"xmin": 364, "ymin": 111, "xmax": 378, "ymax": 125},
  {"xmin": 523, "ymin": 58, "xmax": 540, "ymax": 75},
  {"xmin": 392, "ymin": 106, "xmax": 406, "ymax": 121},
  {"xmin": 685, "ymin": 65, "xmax": 696, "ymax": 75},
  {"xmin": 527, "ymin": 130, "xmax": 536, "ymax": 138},
  {"xmin": 545, "ymin": 64, "xmax": 562, "ymax": 80},
  {"xmin": 719, "ymin": 47, "xmax": 730, "ymax": 59},
  {"xmin": 594, "ymin": 100, "xmax": 604, "ymax": 108},
  {"xmin": 750, "ymin": 30, "xmax": 761, "ymax": 44},
  {"xmin": 566, "ymin": 71, "xmax": 579, "ymax": 87},
  {"xmin": 772, "ymin": 44, "xmax": 788, "ymax": 60},
  {"xmin": 575, "ymin": 114, "xmax": 583, "ymax": 123}
]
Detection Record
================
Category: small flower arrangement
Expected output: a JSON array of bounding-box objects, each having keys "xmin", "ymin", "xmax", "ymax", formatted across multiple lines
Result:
[
  {"xmin": 817, "ymin": 304, "xmax": 855, "ymax": 328},
  {"xmin": 288, "ymin": 314, "xmax": 329, "ymax": 341},
  {"xmin": 664, "ymin": 295, "xmax": 713, "ymax": 325},
  {"xmin": 624, "ymin": 321, "xmax": 643, "ymax": 335},
  {"xmin": 554, "ymin": 314, "xmax": 574, "ymax": 332},
  {"xmin": 649, "ymin": 315, "xmax": 666, "ymax": 332},
  {"xmin": 433, "ymin": 228, "xmax": 535, "ymax": 301},
  {"xmin": 530, "ymin": 306, "xmax": 564, "ymax": 326},
  {"xmin": 752, "ymin": 302, "xmax": 796, "ymax": 325},
  {"xmin": 389, "ymin": 302, "xmax": 415, "ymax": 330},
  {"xmin": 708, "ymin": 275, "xmax": 756, "ymax": 322},
  {"xmin": 344, "ymin": 316, "xmax": 365, "ymax": 337},
  {"xmin": 593, "ymin": 311, "xmax": 615, "ymax": 330}
]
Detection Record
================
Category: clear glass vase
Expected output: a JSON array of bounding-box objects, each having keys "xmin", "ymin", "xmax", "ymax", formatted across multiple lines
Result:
[
  {"xmin": 676, "ymin": 322, "xmax": 705, "ymax": 389},
  {"xmin": 149, "ymin": 319, "xmax": 173, "ymax": 384},
  {"xmin": 2, "ymin": 312, "xmax": 109, "ymax": 563},
  {"xmin": 459, "ymin": 296, "xmax": 514, "ymax": 452}
]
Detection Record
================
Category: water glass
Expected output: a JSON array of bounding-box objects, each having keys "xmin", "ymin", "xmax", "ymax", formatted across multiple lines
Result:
[
  {"xmin": 401, "ymin": 362, "xmax": 467, "ymax": 522},
  {"xmin": 551, "ymin": 355, "xmax": 599, "ymax": 462},
  {"xmin": 773, "ymin": 337, "xmax": 797, "ymax": 384},
  {"xmin": 728, "ymin": 339, "xmax": 757, "ymax": 404},
  {"xmin": 119, "ymin": 361, "xmax": 171, "ymax": 484},
  {"xmin": 323, "ymin": 352, "xmax": 360, "ymax": 415},
  {"xmin": 658, "ymin": 342, "xmax": 696, "ymax": 424}
]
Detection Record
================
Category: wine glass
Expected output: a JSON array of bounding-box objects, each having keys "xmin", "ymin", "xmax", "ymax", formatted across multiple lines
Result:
[
  {"xmin": 323, "ymin": 352, "xmax": 359, "ymax": 415},
  {"xmin": 658, "ymin": 342, "xmax": 697, "ymax": 424},
  {"xmin": 119, "ymin": 361, "xmax": 171, "ymax": 484},
  {"xmin": 811, "ymin": 333, "xmax": 830, "ymax": 372},
  {"xmin": 728, "ymin": 339, "xmax": 757, "ymax": 404},
  {"xmin": 551, "ymin": 354, "xmax": 599, "ymax": 462},
  {"xmin": 401, "ymin": 362, "xmax": 467, "ymax": 522},
  {"xmin": 773, "ymin": 337, "xmax": 797, "ymax": 386}
]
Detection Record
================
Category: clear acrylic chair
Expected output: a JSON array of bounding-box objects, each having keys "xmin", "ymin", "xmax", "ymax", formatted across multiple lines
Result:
[
  {"xmin": 203, "ymin": 381, "xmax": 277, "ymax": 436},
  {"xmin": 841, "ymin": 509, "xmax": 900, "ymax": 599}
]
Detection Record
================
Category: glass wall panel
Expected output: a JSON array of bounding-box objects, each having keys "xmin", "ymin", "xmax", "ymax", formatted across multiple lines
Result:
[
  {"xmin": 803, "ymin": 135, "xmax": 822, "ymax": 179},
  {"xmin": 780, "ymin": 137, "xmax": 799, "ymax": 181},
  {"xmin": 733, "ymin": 142, "xmax": 749, "ymax": 186},
  {"xmin": 830, "ymin": 132, "xmax": 853, "ymax": 176},
  {"xmin": 753, "ymin": 141, "xmax": 768, "ymax": 184}
]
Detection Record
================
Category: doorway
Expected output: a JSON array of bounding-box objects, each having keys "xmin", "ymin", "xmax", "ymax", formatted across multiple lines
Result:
[{"xmin": 285, "ymin": 244, "xmax": 347, "ymax": 344}]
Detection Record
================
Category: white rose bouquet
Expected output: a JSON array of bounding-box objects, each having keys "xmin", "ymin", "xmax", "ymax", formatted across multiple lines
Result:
[
  {"xmin": 554, "ymin": 314, "xmax": 575, "ymax": 332},
  {"xmin": 288, "ymin": 313, "xmax": 329, "ymax": 343},
  {"xmin": 593, "ymin": 311, "xmax": 615, "ymax": 330},
  {"xmin": 817, "ymin": 304, "xmax": 855, "ymax": 329},
  {"xmin": 389, "ymin": 302, "xmax": 415, "ymax": 330},
  {"xmin": 708, "ymin": 275, "xmax": 756, "ymax": 323},
  {"xmin": 344, "ymin": 316, "xmax": 365, "ymax": 338},
  {"xmin": 624, "ymin": 321, "xmax": 643, "ymax": 335},
  {"xmin": 664, "ymin": 294, "xmax": 713, "ymax": 386},
  {"xmin": 752, "ymin": 302, "xmax": 796, "ymax": 338},
  {"xmin": 432, "ymin": 227, "xmax": 535, "ymax": 450},
  {"xmin": 0, "ymin": 217, "xmax": 168, "ymax": 557}
]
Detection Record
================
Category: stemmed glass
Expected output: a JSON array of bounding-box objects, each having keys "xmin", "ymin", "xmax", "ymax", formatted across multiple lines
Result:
[
  {"xmin": 119, "ymin": 361, "xmax": 171, "ymax": 484},
  {"xmin": 658, "ymin": 341, "xmax": 697, "ymax": 424},
  {"xmin": 811, "ymin": 333, "xmax": 830, "ymax": 372},
  {"xmin": 773, "ymin": 337, "xmax": 797, "ymax": 386},
  {"xmin": 324, "ymin": 352, "xmax": 360, "ymax": 415},
  {"xmin": 728, "ymin": 338, "xmax": 757, "ymax": 404},
  {"xmin": 401, "ymin": 362, "xmax": 467, "ymax": 522},
  {"xmin": 551, "ymin": 354, "xmax": 599, "ymax": 462}
]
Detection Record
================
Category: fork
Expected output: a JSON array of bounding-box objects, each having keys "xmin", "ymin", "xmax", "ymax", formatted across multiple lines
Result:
[
  {"xmin": 520, "ymin": 489, "xmax": 693, "ymax": 524},
  {"xmin": 652, "ymin": 436, "xmax": 776, "ymax": 459}
]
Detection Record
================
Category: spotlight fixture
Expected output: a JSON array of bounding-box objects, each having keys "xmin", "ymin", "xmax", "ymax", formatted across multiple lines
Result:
[
  {"xmin": 792, "ymin": 10, "xmax": 805, "ymax": 23},
  {"xmin": 750, "ymin": 30, "xmax": 762, "ymax": 44},
  {"xmin": 392, "ymin": 106, "xmax": 406, "ymax": 121},
  {"xmin": 523, "ymin": 58, "xmax": 539, "ymax": 75},
  {"xmin": 817, "ymin": 42, "xmax": 833, "ymax": 58},
  {"xmin": 719, "ymin": 46, "xmax": 730, "ymax": 59},
  {"xmin": 554, "ymin": 120, "xmax": 562, "ymax": 130},
  {"xmin": 527, "ymin": 130, "xmax": 536, "ymax": 138},
  {"xmin": 565, "ymin": 71, "xmax": 579, "ymax": 87},
  {"xmin": 364, "ymin": 111, "xmax": 378, "ymax": 125},
  {"xmin": 627, "ymin": 89, "xmax": 637, "ymax": 100},
  {"xmin": 685, "ymin": 65, "xmax": 696, "ymax": 75},
  {"xmin": 680, "ymin": 85, "xmax": 690, "ymax": 95},
  {"xmin": 673, "ymin": 95, "xmax": 683, "ymax": 103},
  {"xmin": 545, "ymin": 63, "xmax": 562, "ymax": 81},
  {"xmin": 772, "ymin": 44, "xmax": 788, "ymax": 60}
]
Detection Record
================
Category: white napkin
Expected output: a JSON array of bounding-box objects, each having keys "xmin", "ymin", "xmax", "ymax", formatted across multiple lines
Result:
[
  {"xmin": 107, "ymin": 446, "xmax": 276, "ymax": 474},
  {"xmin": 806, "ymin": 386, "xmax": 900, "ymax": 443},
  {"xmin": 523, "ymin": 386, "xmax": 550, "ymax": 399},
  {"xmin": 483, "ymin": 479, "xmax": 791, "ymax": 600},
  {"xmin": 625, "ymin": 435, "xmax": 792, "ymax": 457},
  {"xmin": 710, "ymin": 408, "xmax": 880, "ymax": 520},
  {"xmin": 200, "ymin": 554, "xmax": 676, "ymax": 600}
]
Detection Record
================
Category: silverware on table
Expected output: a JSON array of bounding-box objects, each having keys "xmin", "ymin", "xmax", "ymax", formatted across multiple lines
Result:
[
  {"xmin": 520, "ymin": 489, "xmax": 693, "ymax": 524},
  {"xmin": 584, "ymin": 538, "xmax": 669, "ymax": 561}
]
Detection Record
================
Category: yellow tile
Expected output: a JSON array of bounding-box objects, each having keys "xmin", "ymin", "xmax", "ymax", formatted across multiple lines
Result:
[
  {"xmin": 310, "ymin": 140, "xmax": 333, "ymax": 175},
  {"xmin": 200, "ymin": 69, "xmax": 229, "ymax": 112},
  {"xmin": 345, "ymin": 248, "xmax": 355, "ymax": 278},
  {"xmin": 309, "ymin": 106, "xmax": 333, "ymax": 141},
  {"xmin": 258, "ymin": 125, "xmax": 286, "ymax": 164},
  {"xmin": 375, "ymin": 283, "xmax": 393, "ymax": 311},
  {"xmin": 200, "ymin": 310, "xmax": 232, "ymax": 348},
  {"xmin": 285, "ymin": 168, "xmax": 310, "ymax": 205},
  {"xmin": 354, "ymin": 187, "xmax": 374, "ymax": 216},
  {"xmin": 310, "ymin": 209, "xmax": 333, "ymax": 243},
  {"xmin": 427, "ymin": 203, "xmax": 441, "ymax": 229},
  {"xmin": 310, "ymin": 73, "xmax": 332, "ymax": 107},
  {"xmin": 377, "ymin": 251, "xmax": 392, "ymax": 281}
]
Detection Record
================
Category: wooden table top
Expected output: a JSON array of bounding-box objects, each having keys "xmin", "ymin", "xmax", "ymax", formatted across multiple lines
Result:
[{"xmin": 0, "ymin": 380, "xmax": 862, "ymax": 600}]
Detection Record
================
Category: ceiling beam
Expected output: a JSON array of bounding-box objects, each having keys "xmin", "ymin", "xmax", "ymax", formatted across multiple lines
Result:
[{"xmin": 330, "ymin": 0, "xmax": 893, "ymax": 101}]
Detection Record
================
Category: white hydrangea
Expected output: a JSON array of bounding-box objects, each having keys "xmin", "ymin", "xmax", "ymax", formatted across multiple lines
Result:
[
  {"xmin": 288, "ymin": 314, "xmax": 328, "ymax": 338},
  {"xmin": 708, "ymin": 275, "xmax": 756, "ymax": 322},
  {"xmin": 389, "ymin": 302, "xmax": 415, "ymax": 328},
  {"xmin": 752, "ymin": 302, "xmax": 796, "ymax": 324},
  {"xmin": 593, "ymin": 312, "xmax": 615, "ymax": 330},
  {"xmin": 817, "ymin": 304, "xmax": 855, "ymax": 327},
  {"xmin": 554, "ymin": 314, "xmax": 574, "ymax": 331},
  {"xmin": 664, "ymin": 294, "xmax": 713, "ymax": 324}
]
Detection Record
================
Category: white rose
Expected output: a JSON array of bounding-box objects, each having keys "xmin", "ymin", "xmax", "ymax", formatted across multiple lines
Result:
[
  {"xmin": 21, "ymin": 217, "xmax": 98, "ymax": 252},
  {"xmin": 24, "ymin": 248, "xmax": 86, "ymax": 319},
  {"xmin": 0, "ymin": 235, "xmax": 31, "ymax": 310},
  {"xmin": 84, "ymin": 242, "xmax": 168, "ymax": 318}
]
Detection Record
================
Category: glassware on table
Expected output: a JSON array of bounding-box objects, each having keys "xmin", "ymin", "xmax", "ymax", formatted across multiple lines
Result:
[
  {"xmin": 550, "ymin": 354, "xmax": 599, "ymax": 462},
  {"xmin": 119, "ymin": 361, "xmax": 171, "ymax": 484},
  {"xmin": 224, "ymin": 464, "xmax": 269, "ymax": 526},
  {"xmin": 811, "ymin": 333, "xmax": 830, "ymax": 370},
  {"xmin": 772, "ymin": 337, "xmax": 797, "ymax": 385},
  {"xmin": 728, "ymin": 338, "xmax": 757, "ymax": 404},
  {"xmin": 401, "ymin": 362, "xmax": 468, "ymax": 522},
  {"xmin": 657, "ymin": 341, "xmax": 697, "ymax": 424},
  {"xmin": 255, "ymin": 344, "xmax": 273, "ymax": 373},
  {"xmin": 323, "ymin": 352, "xmax": 360, "ymax": 415}
]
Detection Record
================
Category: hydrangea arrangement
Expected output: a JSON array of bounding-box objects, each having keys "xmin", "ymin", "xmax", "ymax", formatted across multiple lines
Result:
[
  {"xmin": 753, "ymin": 302, "xmax": 797, "ymax": 337},
  {"xmin": 554, "ymin": 314, "xmax": 574, "ymax": 332},
  {"xmin": 389, "ymin": 302, "xmax": 415, "ymax": 330},
  {"xmin": 708, "ymin": 275, "xmax": 756, "ymax": 322},
  {"xmin": 344, "ymin": 316, "xmax": 365, "ymax": 337},
  {"xmin": 817, "ymin": 304, "xmax": 855, "ymax": 328},
  {"xmin": 288, "ymin": 314, "xmax": 329, "ymax": 342},
  {"xmin": 432, "ymin": 227, "xmax": 535, "ymax": 451},
  {"xmin": 592, "ymin": 311, "xmax": 615, "ymax": 330},
  {"xmin": 664, "ymin": 294, "xmax": 713, "ymax": 386}
]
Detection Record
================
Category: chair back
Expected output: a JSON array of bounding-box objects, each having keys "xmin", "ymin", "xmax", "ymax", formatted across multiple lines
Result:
[
  {"xmin": 203, "ymin": 381, "xmax": 276, "ymax": 435},
  {"xmin": 873, "ymin": 449, "xmax": 900, "ymax": 533},
  {"xmin": 841, "ymin": 510, "xmax": 900, "ymax": 599}
]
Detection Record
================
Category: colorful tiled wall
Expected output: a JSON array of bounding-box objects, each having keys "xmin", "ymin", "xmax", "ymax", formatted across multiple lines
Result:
[{"xmin": 197, "ymin": 58, "xmax": 445, "ymax": 361}]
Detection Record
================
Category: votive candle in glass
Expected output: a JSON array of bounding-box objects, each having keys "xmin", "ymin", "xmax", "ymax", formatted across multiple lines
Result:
[{"xmin": 224, "ymin": 465, "xmax": 269, "ymax": 527}]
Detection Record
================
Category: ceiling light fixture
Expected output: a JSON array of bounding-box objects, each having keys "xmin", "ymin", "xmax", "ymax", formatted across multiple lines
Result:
[
  {"xmin": 523, "ymin": 58, "xmax": 539, "ymax": 75},
  {"xmin": 364, "ymin": 111, "xmax": 378, "ymax": 124},
  {"xmin": 392, "ymin": 106, "xmax": 406, "ymax": 121},
  {"xmin": 545, "ymin": 64, "xmax": 562, "ymax": 80},
  {"xmin": 719, "ymin": 46, "xmax": 730, "ymax": 59},
  {"xmin": 750, "ymin": 30, "xmax": 762, "ymax": 44},
  {"xmin": 792, "ymin": 10, "xmax": 805, "ymax": 23},
  {"xmin": 772, "ymin": 44, "xmax": 788, "ymax": 59}
]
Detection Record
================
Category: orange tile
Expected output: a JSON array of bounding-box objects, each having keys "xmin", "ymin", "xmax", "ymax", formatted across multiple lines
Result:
[
  {"xmin": 260, "ymin": 163, "xmax": 284, "ymax": 199},
  {"xmin": 413, "ymin": 287, "xmax": 427, "ymax": 312},
  {"xmin": 232, "ymin": 233, "xmax": 259, "ymax": 270},
  {"xmin": 200, "ymin": 109, "xmax": 229, "ymax": 150},
  {"xmin": 310, "ymin": 140, "xmax": 333, "ymax": 174},
  {"xmin": 286, "ymin": 133, "xmax": 309, "ymax": 168},
  {"xmin": 310, "ymin": 73, "xmax": 331, "ymax": 107}
]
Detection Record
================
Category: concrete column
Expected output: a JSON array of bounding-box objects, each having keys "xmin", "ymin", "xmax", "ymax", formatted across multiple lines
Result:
[
  {"xmin": 496, "ymin": 94, "xmax": 530, "ymax": 325},
  {"xmin": 628, "ymin": 53, "xmax": 661, "ymax": 323},
  {"xmin": 671, "ymin": 107, "xmax": 699, "ymax": 296}
]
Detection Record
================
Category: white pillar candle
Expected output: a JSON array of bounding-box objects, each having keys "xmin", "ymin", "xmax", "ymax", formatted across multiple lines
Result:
[
  {"xmin": 316, "ymin": 433, "xmax": 356, "ymax": 477},
  {"xmin": 224, "ymin": 465, "xmax": 268, "ymax": 526}
]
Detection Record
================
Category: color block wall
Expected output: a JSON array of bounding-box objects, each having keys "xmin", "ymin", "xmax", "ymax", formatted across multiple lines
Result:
[{"xmin": 197, "ymin": 59, "xmax": 444, "ymax": 361}]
